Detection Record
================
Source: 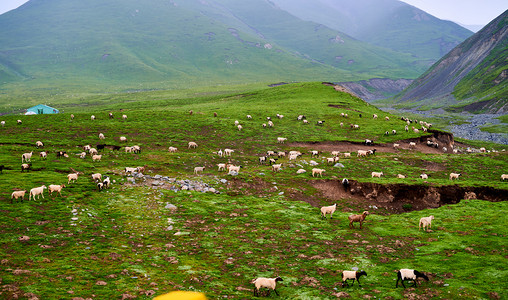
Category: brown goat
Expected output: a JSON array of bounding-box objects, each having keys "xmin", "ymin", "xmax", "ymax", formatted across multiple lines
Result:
[{"xmin": 348, "ymin": 211, "xmax": 369, "ymax": 229}]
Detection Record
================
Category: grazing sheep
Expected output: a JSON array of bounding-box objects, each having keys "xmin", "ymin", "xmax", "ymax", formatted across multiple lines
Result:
[
  {"xmin": 48, "ymin": 184, "xmax": 65, "ymax": 197},
  {"xmin": 350, "ymin": 124, "xmax": 359, "ymax": 129},
  {"xmin": 269, "ymin": 158, "xmax": 278, "ymax": 165},
  {"xmin": 98, "ymin": 133, "xmax": 105, "ymax": 140},
  {"xmin": 83, "ymin": 145, "xmax": 91, "ymax": 151},
  {"xmin": 22, "ymin": 151, "xmax": 33, "ymax": 163},
  {"xmin": 501, "ymin": 174, "xmax": 508, "ymax": 181},
  {"xmin": 189, "ymin": 110, "xmax": 193, "ymax": 115},
  {"xmin": 252, "ymin": 277, "xmax": 283, "ymax": 297},
  {"xmin": 480, "ymin": 147, "xmax": 486, "ymax": 153},
  {"xmin": 419, "ymin": 216, "xmax": 434, "ymax": 231},
  {"xmin": 392, "ymin": 130, "xmax": 397, "ymax": 135},
  {"xmin": 266, "ymin": 150, "xmax": 276, "ymax": 157},
  {"xmin": 397, "ymin": 174, "xmax": 406, "ymax": 179},
  {"xmin": 122, "ymin": 114, "xmax": 127, "ymax": 120},
  {"xmin": 277, "ymin": 137, "xmax": 287, "ymax": 143},
  {"xmin": 371, "ymin": 171, "xmax": 383, "ymax": 178},
  {"xmin": 125, "ymin": 167, "xmax": 137, "ymax": 174},
  {"xmin": 364, "ymin": 139, "xmax": 373, "ymax": 146},
  {"xmin": 67, "ymin": 173, "xmax": 79, "ymax": 184},
  {"xmin": 303, "ymin": 119, "xmax": 309, "ymax": 124},
  {"xmin": 39, "ymin": 151, "xmax": 47, "ymax": 159},
  {"xmin": 168, "ymin": 146, "xmax": 178, "ymax": 153},
  {"xmin": 396, "ymin": 269, "xmax": 429, "ymax": 288},
  {"xmin": 357, "ymin": 150, "xmax": 369, "ymax": 157},
  {"xmin": 17, "ymin": 119, "xmax": 22, "ymax": 124},
  {"xmin": 188, "ymin": 142, "xmax": 198, "ymax": 149},
  {"xmin": 393, "ymin": 143, "xmax": 400, "ymax": 149},
  {"xmin": 213, "ymin": 112, "xmax": 218, "ymax": 117},
  {"xmin": 409, "ymin": 142, "xmax": 416, "ymax": 149},
  {"xmin": 262, "ymin": 123, "xmax": 267, "ymax": 128},
  {"xmin": 326, "ymin": 157, "xmax": 337, "ymax": 164},
  {"xmin": 342, "ymin": 270, "xmax": 367, "ymax": 287},
  {"xmin": 413, "ymin": 128, "xmax": 419, "ymax": 133},
  {"xmin": 442, "ymin": 147, "xmax": 448, "ymax": 153},
  {"xmin": 277, "ymin": 114, "xmax": 284, "ymax": 119},
  {"xmin": 91, "ymin": 115, "xmax": 95, "ymax": 120},
  {"xmin": 289, "ymin": 154, "xmax": 299, "ymax": 161},
  {"xmin": 29, "ymin": 185, "xmax": 47, "ymax": 201},
  {"xmin": 103, "ymin": 177, "xmax": 111, "ymax": 189},
  {"xmin": 217, "ymin": 163, "xmax": 227, "ymax": 171},
  {"xmin": 119, "ymin": 136, "xmax": 127, "ymax": 142},
  {"xmin": 268, "ymin": 120, "xmax": 274, "ymax": 127},
  {"xmin": 92, "ymin": 154, "xmax": 102, "ymax": 161},
  {"xmin": 316, "ymin": 120, "xmax": 325, "ymax": 126},
  {"xmin": 89, "ymin": 148, "xmax": 98, "ymax": 155},
  {"xmin": 237, "ymin": 125, "xmax": 243, "ymax": 131},
  {"xmin": 272, "ymin": 163, "xmax": 282, "ymax": 172},
  {"xmin": 420, "ymin": 174, "xmax": 428, "ymax": 179},
  {"xmin": 91, "ymin": 173, "xmax": 102, "ymax": 182},
  {"xmin": 1, "ymin": 120, "xmax": 5, "ymax": 126},
  {"xmin": 11, "ymin": 190, "xmax": 27, "ymax": 202},
  {"xmin": 136, "ymin": 166, "xmax": 145, "ymax": 173},
  {"xmin": 312, "ymin": 168, "xmax": 325, "ymax": 177},
  {"xmin": 343, "ymin": 153, "xmax": 351, "ymax": 158},
  {"xmin": 109, "ymin": 112, "xmax": 114, "ymax": 119},
  {"xmin": 373, "ymin": 114, "xmax": 378, "ymax": 119},
  {"xmin": 194, "ymin": 167, "xmax": 205, "ymax": 174},
  {"xmin": 35, "ymin": 141, "xmax": 44, "ymax": 148},
  {"xmin": 224, "ymin": 149, "xmax": 235, "ymax": 156},
  {"xmin": 320, "ymin": 203, "xmax": 336, "ymax": 219},
  {"xmin": 342, "ymin": 178, "xmax": 350, "ymax": 191},
  {"xmin": 234, "ymin": 120, "xmax": 240, "ymax": 126},
  {"xmin": 348, "ymin": 211, "xmax": 369, "ymax": 229},
  {"xmin": 296, "ymin": 169, "xmax": 306, "ymax": 174},
  {"xmin": 449, "ymin": 173, "xmax": 461, "ymax": 180},
  {"xmin": 405, "ymin": 125, "xmax": 409, "ymax": 132},
  {"xmin": 228, "ymin": 165, "xmax": 241, "ymax": 175},
  {"xmin": 277, "ymin": 151, "xmax": 286, "ymax": 158},
  {"xmin": 310, "ymin": 150, "xmax": 319, "ymax": 157},
  {"xmin": 70, "ymin": 114, "xmax": 74, "ymax": 120},
  {"xmin": 97, "ymin": 182, "xmax": 104, "ymax": 190},
  {"xmin": 385, "ymin": 116, "xmax": 390, "ymax": 121},
  {"xmin": 132, "ymin": 145, "xmax": 141, "ymax": 153},
  {"xmin": 246, "ymin": 114, "xmax": 252, "ymax": 119},
  {"xmin": 297, "ymin": 115, "xmax": 306, "ymax": 120},
  {"xmin": 331, "ymin": 151, "xmax": 340, "ymax": 157},
  {"xmin": 259, "ymin": 156, "xmax": 267, "ymax": 164},
  {"xmin": 21, "ymin": 163, "xmax": 31, "ymax": 172}
]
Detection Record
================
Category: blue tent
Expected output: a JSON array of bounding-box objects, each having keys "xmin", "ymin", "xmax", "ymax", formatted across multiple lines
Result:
[{"xmin": 26, "ymin": 104, "xmax": 59, "ymax": 115}]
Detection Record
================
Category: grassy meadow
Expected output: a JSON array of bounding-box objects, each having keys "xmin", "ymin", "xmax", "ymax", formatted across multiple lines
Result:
[{"xmin": 0, "ymin": 82, "xmax": 506, "ymax": 299}]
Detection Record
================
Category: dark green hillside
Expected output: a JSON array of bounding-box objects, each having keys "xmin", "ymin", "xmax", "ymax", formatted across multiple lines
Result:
[
  {"xmin": 0, "ymin": 83, "xmax": 506, "ymax": 299},
  {"xmin": 271, "ymin": 0, "xmax": 473, "ymax": 61},
  {"xmin": 392, "ymin": 10, "xmax": 508, "ymax": 113},
  {"xmin": 0, "ymin": 0, "xmax": 427, "ymax": 98}
]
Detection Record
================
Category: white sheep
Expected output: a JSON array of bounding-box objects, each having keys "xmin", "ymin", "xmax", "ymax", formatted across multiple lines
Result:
[
  {"xmin": 420, "ymin": 174, "xmax": 428, "ymax": 179},
  {"xmin": 168, "ymin": 146, "xmax": 178, "ymax": 153},
  {"xmin": 396, "ymin": 269, "xmax": 429, "ymax": 288},
  {"xmin": 288, "ymin": 154, "xmax": 299, "ymax": 161},
  {"xmin": 119, "ymin": 136, "xmax": 127, "ymax": 142},
  {"xmin": 419, "ymin": 216, "xmax": 434, "ymax": 231},
  {"xmin": 320, "ymin": 203, "xmax": 336, "ymax": 219},
  {"xmin": 188, "ymin": 142, "xmax": 198, "ymax": 149},
  {"xmin": 343, "ymin": 153, "xmax": 351, "ymax": 158},
  {"xmin": 194, "ymin": 166, "xmax": 205, "ymax": 174},
  {"xmin": 228, "ymin": 165, "xmax": 241, "ymax": 175},
  {"xmin": 371, "ymin": 171, "xmax": 383, "ymax": 178},
  {"xmin": 83, "ymin": 145, "xmax": 91, "ymax": 151},
  {"xmin": 385, "ymin": 116, "xmax": 390, "ymax": 121},
  {"xmin": 91, "ymin": 115, "xmax": 95, "ymax": 120},
  {"xmin": 397, "ymin": 174, "xmax": 406, "ymax": 179},
  {"xmin": 98, "ymin": 133, "xmax": 105, "ymax": 139},
  {"xmin": 393, "ymin": 143, "xmax": 400, "ymax": 149},
  {"xmin": 246, "ymin": 114, "xmax": 252, "ymax": 119},
  {"xmin": 122, "ymin": 114, "xmax": 127, "ymax": 120},
  {"xmin": 277, "ymin": 137, "xmax": 287, "ymax": 143},
  {"xmin": 11, "ymin": 190, "xmax": 27, "ymax": 202},
  {"xmin": 92, "ymin": 154, "xmax": 102, "ymax": 161},
  {"xmin": 277, "ymin": 151, "xmax": 286, "ymax": 158},
  {"xmin": 67, "ymin": 173, "xmax": 79, "ymax": 184},
  {"xmin": 342, "ymin": 270, "xmax": 368, "ymax": 287},
  {"xmin": 1, "ymin": 120, "xmax": 5, "ymax": 126},
  {"xmin": 21, "ymin": 151, "xmax": 33, "ymax": 163},
  {"xmin": 125, "ymin": 167, "xmax": 137, "ymax": 174},
  {"xmin": 17, "ymin": 119, "xmax": 22, "ymax": 124},
  {"xmin": 237, "ymin": 125, "xmax": 243, "ymax": 131},
  {"xmin": 21, "ymin": 163, "xmax": 31, "ymax": 172},
  {"xmin": 103, "ymin": 176, "xmax": 111, "ymax": 189},
  {"xmin": 409, "ymin": 142, "xmax": 416, "ymax": 149},
  {"xmin": 35, "ymin": 141, "xmax": 44, "ymax": 148},
  {"xmin": 109, "ymin": 112, "xmax": 114, "ymax": 119},
  {"xmin": 217, "ymin": 163, "xmax": 227, "ymax": 171},
  {"xmin": 224, "ymin": 149, "xmax": 235, "ymax": 156},
  {"xmin": 252, "ymin": 277, "xmax": 283, "ymax": 297},
  {"xmin": 312, "ymin": 168, "xmax": 325, "ymax": 177},
  {"xmin": 91, "ymin": 173, "xmax": 102, "ymax": 182},
  {"xmin": 39, "ymin": 151, "xmax": 47, "ymax": 159},
  {"xmin": 29, "ymin": 185, "xmax": 47, "ymax": 200},
  {"xmin": 272, "ymin": 163, "xmax": 282, "ymax": 172},
  {"xmin": 48, "ymin": 184, "xmax": 65, "ymax": 197},
  {"xmin": 89, "ymin": 148, "xmax": 98, "ymax": 155},
  {"xmin": 357, "ymin": 150, "xmax": 369, "ymax": 157},
  {"xmin": 449, "ymin": 173, "xmax": 461, "ymax": 180},
  {"xmin": 331, "ymin": 151, "xmax": 340, "ymax": 156},
  {"xmin": 310, "ymin": 150, "xmax": 319, "ymax": 157},
  {"xmin": 234, "ymin": 120, "xmax": 240, "ymax": 126},
  {"xmin": 70, "ymin": 114, "xmax": 74, "ymax": 120},
  {"xmin": 501, "ymin": 174, "xmax": 508, "ymax": 181},
  {"xmin": 296, "ymin": 169, "xmax": 306, "ymax": 174},
  {"xmin": 267, "ymin": 120, "xmax": 274, "ymax": 127},
  {"xmin": 373, "ymin": 114, "xmax": 378, "ymax": 119}
]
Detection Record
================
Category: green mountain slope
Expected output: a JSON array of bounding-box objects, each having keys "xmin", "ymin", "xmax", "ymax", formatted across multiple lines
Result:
[
  {"xmin": 270, "ymin": 0, "xmax": 473, "ymax": 61},
  {"xmin": 392, "ymin": 10, "xmax": 508, "ymax": 113},
  {"xmin": 0, "ymin": 0, "xmax": 426, "ymax": 95}
]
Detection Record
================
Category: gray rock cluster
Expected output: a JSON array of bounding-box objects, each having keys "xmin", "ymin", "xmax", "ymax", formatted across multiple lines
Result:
[{"xmin": 126, "ymin": 172, "xmax": 220, "ymax": 193}]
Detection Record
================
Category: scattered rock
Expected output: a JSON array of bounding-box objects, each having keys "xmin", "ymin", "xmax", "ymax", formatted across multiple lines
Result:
[
  {"xmin": 96, "ymin": 281, "xmax": 107, "ymax": 286},
  {"xmin": 333, "ymin": 291, "xmax": 350, "ymax": 298},
  {"xmin": 18, "ymin": 236, "xmax": 30, "ymax": 241}
]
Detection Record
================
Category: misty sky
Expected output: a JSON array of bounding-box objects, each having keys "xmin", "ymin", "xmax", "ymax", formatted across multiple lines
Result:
[{"xmin": 0, "ymin": 0, "xmax": 506, "ymax": 26}]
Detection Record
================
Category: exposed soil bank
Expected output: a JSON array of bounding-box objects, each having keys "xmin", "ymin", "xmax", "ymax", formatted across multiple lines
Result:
[{"xmin": 312, "ymin": 179, "xmax": 507, "ymax": 213}]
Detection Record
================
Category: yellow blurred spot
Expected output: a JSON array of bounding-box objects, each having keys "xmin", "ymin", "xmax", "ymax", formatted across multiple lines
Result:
[{"xmin": 154, "ymin": 291, "xmax": 207, "ymax": 300}]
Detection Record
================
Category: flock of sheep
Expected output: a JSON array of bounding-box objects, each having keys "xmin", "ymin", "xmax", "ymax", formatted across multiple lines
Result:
[{"xmin": 2, "ymin": 109, "xmax": 506, "ymax": 298}]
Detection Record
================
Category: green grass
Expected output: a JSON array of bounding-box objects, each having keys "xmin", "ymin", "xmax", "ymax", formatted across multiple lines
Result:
[{"xmin": 0, "ymin": 82, "xmax": 506, "ymax": 299}]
